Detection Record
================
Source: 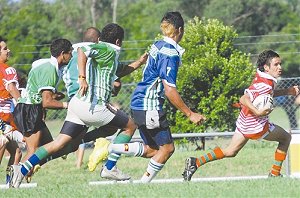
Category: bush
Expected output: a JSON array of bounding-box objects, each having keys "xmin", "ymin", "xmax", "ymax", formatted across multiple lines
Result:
[{"xmin": 167, "ymin": 17, "xmax": 254, "ymax": 133}]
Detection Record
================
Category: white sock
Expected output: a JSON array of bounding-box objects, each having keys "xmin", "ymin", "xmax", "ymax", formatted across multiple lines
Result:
[
  {"xmin": 140, "ymin": 158, "xmax": 164, "ymax": 183},
  {"xmin": 108, "ymin": 142, "xmax": 144, "ymax": 157}
]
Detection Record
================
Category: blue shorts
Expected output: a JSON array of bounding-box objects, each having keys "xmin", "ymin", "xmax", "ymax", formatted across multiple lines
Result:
[{"xmin": 131, "ymin": 109, "xmax": 173, "ymax": 147}]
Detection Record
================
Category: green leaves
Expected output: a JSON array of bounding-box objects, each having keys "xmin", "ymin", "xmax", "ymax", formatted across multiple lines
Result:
[{"xmin": 167, "ymin": 18, "xmax": 254, "ymax": 133}]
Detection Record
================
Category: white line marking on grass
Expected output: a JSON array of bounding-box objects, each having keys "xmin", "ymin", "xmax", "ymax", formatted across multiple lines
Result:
[
  {"xmin": 89, "ymin": 175, "xmax": 268, "ymax": 185},
  {"xmin": 0, "ymin": 183, "xmax": 37, "ymax": 189}
]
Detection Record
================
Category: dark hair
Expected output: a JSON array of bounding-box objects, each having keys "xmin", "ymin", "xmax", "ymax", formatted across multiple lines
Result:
[
  {"xmin": 161, "ymin": 11, "xmax": 184, "ymax": 29},
  {"xmin": 50, "ymin": 38, "xmax": 72, "ymax": 57},
  {"xmin": 0, "ymin": 36, "xmax": 6, "ymax": 43},
  {"xmin": 83, "ymin": 27, "xmax": 101, "ymax": 43},
  {"xmin": 100, "ymin": 23, "xmax": 124, "ymax": 44},
  {"xmin": 256, "ymin": 49, "xmax": 280, "ymax": 72}
]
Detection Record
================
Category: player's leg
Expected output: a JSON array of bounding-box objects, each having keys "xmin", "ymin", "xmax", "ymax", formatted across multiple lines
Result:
[
  {"xmin": 0, "ymin": 136, "xmax": 8, "ymax": 164},
  {"xmin": 183, "ymin": 131, "xmax": 248, "ymax": 181},
  {"xmin": 34, "ymin": 121, "xmax": 87, "ymax": 166},
  {"xmin": 90, "ymin": 106, "xmax": 135, "ymax": 179},
  {"xmin": 108, "ymin": 110, "xmax": 173, "ymax": 182},
  {"xmin": 5, "ymin": 140, "xmax": 21, "ymax": 184},
  {"xmin": 107, "ymin": 110, "xmax": 153, "ymax": 158},
  {"xmin": 102, "ymin": 107, "xmax": 136, "ymax": 172},
  {"xmin": 22, "ymin": 129, "xmax": 44, "ymax": 162},
  {"xmin": 10, "ymin": 121, "xmax": 86, "ymax": 188},
  {"xmin": 6, "ymin": 140, "xmax": 22, "ymax": 165},
  {"xmin": 83, "ymin": 125, "xmax": 118, "ymax": 143},
  {"xmin": 75, "ymin": 143, "xmax": 85, "ymax": 168},
  {"xmin": 140, "ymin": 127, "xmax": 175, "ymax": 183},
  {"xmin": 263, "ymin": 123, "xmax": 291, "ymax": 176},
  {"xmin": 38, "ymin": 126, "xmax": 54, "ymax": 146}
]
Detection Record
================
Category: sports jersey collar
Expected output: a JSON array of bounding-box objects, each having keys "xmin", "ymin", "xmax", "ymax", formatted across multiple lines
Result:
[
  {"xmin": 257, "ymin": 69, "xmax": 277, "ymax": 83},
  {"xmin": 72, "ymin": 42, "xmax": 94, "ymax": 52},
  {"xmin": 50, "ymin": 56, "xmax": 60, "ymax": 75},
  {"xmin": 163, "ymin": 36, "xmax": 185, "ymax": 57},
  {"xmin": 102, "ymin": 42, "xmax": 121, "ymax": 54}
]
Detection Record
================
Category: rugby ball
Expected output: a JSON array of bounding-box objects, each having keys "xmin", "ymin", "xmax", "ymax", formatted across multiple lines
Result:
[{"xmin": 252, "ymin": 94, "xmax": 274, "ymax": 110}]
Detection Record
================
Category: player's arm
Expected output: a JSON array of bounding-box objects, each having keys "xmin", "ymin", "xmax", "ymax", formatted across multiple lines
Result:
[
  {"xmin": 7, "ymin": 82, "xmax": 21, "ymax": 101},
  {"xmin": 41, "ymin": 90, "xmax": 68, "ymax": 109},
  {"xmin": 52, "ymin": 92, "xmax": 65, "ymax": 100},
  {"xmin": 117, "ymin": 52, "xmax": 148, "ymax": 78},
  {"xmin": 240, "ymin": 93, "xmax": 271, "ymax": 116},
  {"xmin": 274, "ymin": 85, "xmax": 299, "ymax": 97},
  {"xmin": 111, "ymin": 79, "xmax": 121, "ymax": 97},
  {"xmin": 163, "ymin": 80, "xmax": 205, "ymax": 125},
  {"xmin": 77, "ymin": 47, "xmax": 88, "ymax": 96}
]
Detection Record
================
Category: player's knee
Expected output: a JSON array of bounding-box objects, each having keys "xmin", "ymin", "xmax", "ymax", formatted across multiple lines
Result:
[
  {"xmin": 224, "ymin": 149, "xmax": 238, "ymax": 157},
  {"xmin": 124, "ymin": 119, "xmax": 137, "ymax": 135},
  {"xmin": 50, "ymin": 140, "xmax": 66, "ymax": 153},
  {"xmin": 161, "ymin": 143, "xmax": 175, "ymax": 157},
  {"xmin": 281, "ymin": 132, "xmax": 292, "ymax": 145}
]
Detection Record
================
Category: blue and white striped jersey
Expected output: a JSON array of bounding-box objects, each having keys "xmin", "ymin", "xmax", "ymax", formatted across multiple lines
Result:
[{"xmin": 131, "ymin": 37, "xmax": 185, "ymax": 110}]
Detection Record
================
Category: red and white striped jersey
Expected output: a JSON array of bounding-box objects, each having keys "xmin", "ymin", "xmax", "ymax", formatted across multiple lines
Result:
[{"xmin": 236, "ymin": 70, "xmax": 277, "ymax": 136}]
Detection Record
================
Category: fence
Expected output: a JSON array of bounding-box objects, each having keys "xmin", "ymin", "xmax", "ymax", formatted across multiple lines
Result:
[{"xmin": 45, "ymin": 77, "xmax": 300, "ymax": 131}]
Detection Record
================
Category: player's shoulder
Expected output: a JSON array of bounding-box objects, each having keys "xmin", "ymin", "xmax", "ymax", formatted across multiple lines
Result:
[
  {"xmin": 157, "ymin": 40, "xmax": 179, "ymax": 57},
  {"xmin": 0, "ymin": 63, "xmax": 17, "ymax": 75},
  {"xmin": 32, "ymin": 58, "xmax": 52, "ymax": 68}
]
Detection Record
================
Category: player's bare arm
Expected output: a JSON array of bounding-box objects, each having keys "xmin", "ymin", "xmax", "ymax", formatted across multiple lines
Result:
[
  {"xmin": 52, "ymin": 92, "xmax": 65, "ymax": 100},
  {"xmin": 273, "ymin": 85, "xmax": 299, "ymax": 97},
  {"xmin": 163, "ymin": 80, "xmax": 206, "ymax": 125},
  {"xmin": 41, "ymin": 90, "xmax": 68, "ymax": 109},
  {"xmin": 117, "ymin": 52, "xmax": 148, "ymax": 78},
  {"xmin": 240, "ymin": 94, "xmax": 272, "ymax": 116},
  {"xmin": 77, "ymin": 47, "xmax": 88, "ymax": 96},
  {"xmin": 6, "ymin": 82, "xmax": 21, "ymax": 100}
]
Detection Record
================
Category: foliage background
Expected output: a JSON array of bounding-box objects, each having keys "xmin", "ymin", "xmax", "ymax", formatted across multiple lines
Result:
[{"xmin": 0, "ymin": 0, "xmax": 299, "ymax": 132}]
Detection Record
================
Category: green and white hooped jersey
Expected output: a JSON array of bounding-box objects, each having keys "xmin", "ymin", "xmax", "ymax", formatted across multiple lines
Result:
[
  {"xmin": 77, "ymin": 42, "xmax": 120, "ymax": 105},
  {"xmin": 18, "ymin": 56, "xmax": 60, "ymax": 104}
]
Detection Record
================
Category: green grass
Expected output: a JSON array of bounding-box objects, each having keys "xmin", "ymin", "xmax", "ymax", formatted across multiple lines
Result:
[
  {"xmin": 1, "ymin": 140, "xmax": 299, "ymax": 197},
  {"xmin": 0, "ymin": 108, "xmax": 298, "ymax": 197}
]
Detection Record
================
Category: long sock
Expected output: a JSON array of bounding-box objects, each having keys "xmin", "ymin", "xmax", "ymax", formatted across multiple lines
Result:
[
  {"xmin": 21, "ymin": 147, "xmax": 49, "ymax": 176},
  {"xmin": 270, "ymin": 151, "xmax": 286, "ymax": 176},
  {"xmin": 141, "ymin": 158, "xmax": 164, "ymax": 183},
  {"xmin": 195, "ymin": 147, "xmax": 225, "ymax": 167},
  {"xmin": 105, "ymin": 133, "xmax": 132, "ymax": 170},
  {"xmin": 39, "ymin": 144, "xmax": 74, "ymax": 166},
  {"xmin": 109, "ymin": 142, "xmax": 144, "ymax": 157}
]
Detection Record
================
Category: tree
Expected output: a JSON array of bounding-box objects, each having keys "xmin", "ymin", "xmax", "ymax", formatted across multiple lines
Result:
[
  {"xmin": 203, "ymin": 0, "xmax": 299, "ymax": 36},
  {"xmin": 166, "ymin": 18, "xmax": 254, "ymax": 133}
]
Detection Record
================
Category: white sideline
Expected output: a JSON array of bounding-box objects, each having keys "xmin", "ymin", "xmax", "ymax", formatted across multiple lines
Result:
[
  {"xmin": 0, "ymin": 183, "xmax": 37, "ymax": 189},
  {"xmin": 89, "ymin": 175, "xmax": 269, "ymax": 185}
]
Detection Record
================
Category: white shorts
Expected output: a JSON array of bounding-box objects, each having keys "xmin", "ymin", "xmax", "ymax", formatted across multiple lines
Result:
[{"xmin": 65, "ymin": 97, "xmax": 115, "ymax": 128}]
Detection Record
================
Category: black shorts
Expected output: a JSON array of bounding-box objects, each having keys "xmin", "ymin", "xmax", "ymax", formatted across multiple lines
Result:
[
  {"xmin": 131, "ymin": 109, "xmax": 172, "ymax": 147},
  {"xmin": 60, "ymin": 121, "xmax": 88, "ymax": 138},
  {"xmin": 13, "ymin": 103, "xmax": 46, "ymax": 133},
  {"xmin": 106, "ymin": 103, "xmax": 129, "ymax": 129}
]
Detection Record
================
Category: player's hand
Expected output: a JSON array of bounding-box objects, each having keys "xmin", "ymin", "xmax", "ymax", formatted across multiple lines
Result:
[
  {"xmin": 53, "ymin": 92, "xmax": 65, "ymax": 100},
  {"xmin": 256, "ymin": 107, "xmax": 273, "ymax": 117},
  {"xmin": 78, "ymin": 78, "xmax": 88, "ymax": 97},
  {"xmin": 138, "ymin": 52, "xmax": 148, "ymax": 66},
  {"xmin": 289, "ymin": 85, "xmax": 299, "ymax": 96},
  {"xmin": 189, "ymin": 112, "xmax": 206, "ymax": 125}
]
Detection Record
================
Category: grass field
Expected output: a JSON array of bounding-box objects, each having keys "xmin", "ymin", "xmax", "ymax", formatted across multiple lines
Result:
[
  {"xmin": 0, "ymin": 107, "xmax": 299, "ymax": 197},
  {"xmin": 1, "ymin": 138, "xmax": 299, "ymax": 197}
]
